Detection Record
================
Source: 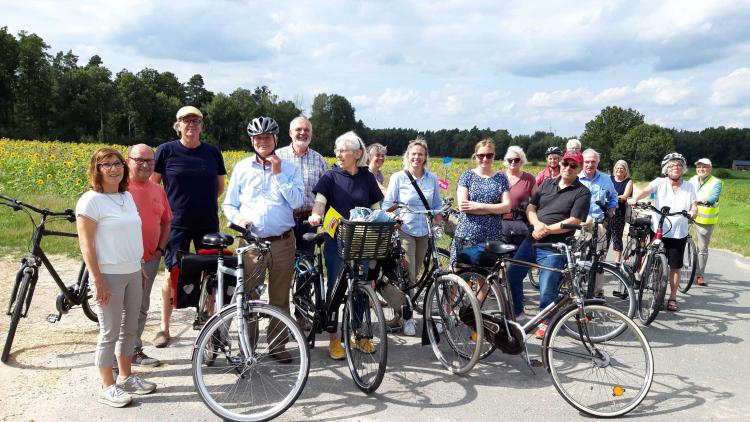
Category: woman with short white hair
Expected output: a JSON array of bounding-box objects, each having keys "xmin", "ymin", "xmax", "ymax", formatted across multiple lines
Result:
[
  {"xmin": 309, "ymin": 131, "xmax": 384, "ymax": 359},
  {"xmin": 566, "ymin": 138, "xmax": 582, "ymax": 152}
]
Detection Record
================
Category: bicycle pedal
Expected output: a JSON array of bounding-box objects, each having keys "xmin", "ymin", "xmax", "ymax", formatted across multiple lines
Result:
[
  {"xmin": 530, "ymin": 358, "xmax": 543, "ymax": 368},
  {"xmin": 47, "ymin": 313, "xmax": 61, "ymax": 323}
]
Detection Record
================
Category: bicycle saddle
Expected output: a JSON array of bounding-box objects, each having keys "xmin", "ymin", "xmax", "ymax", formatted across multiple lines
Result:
[
  {"xmin": 202, "ymin": 232, "xmax": 234, "ymax": 247},
  {"xmin": 485, "ymin": 241, "xmax": 517, "ymax": 256},
  {"xmin": 302, "ymin": 231, "xmax": 327, "ymax": 245}
]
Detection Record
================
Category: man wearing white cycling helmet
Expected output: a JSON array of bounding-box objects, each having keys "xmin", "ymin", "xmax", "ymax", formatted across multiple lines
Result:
[
  {"xmin": 222, "ymin": 116, "xmax": 304, "ymax": 363},
  {"xmin": 630, "ymin": 152, "xmax": 697, "ymax": 312}
]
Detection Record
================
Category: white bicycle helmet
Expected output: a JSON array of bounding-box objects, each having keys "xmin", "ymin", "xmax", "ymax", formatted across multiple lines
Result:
[
  {"xmin": 661, "ymin": 152, "xmax": 687, "ymax": 175},
  {"xmin": 246, "ymin": 116, "xmax": 279, "ymax": 137}
]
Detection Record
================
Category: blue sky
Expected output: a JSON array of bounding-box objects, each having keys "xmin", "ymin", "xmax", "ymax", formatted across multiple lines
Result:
[{"xmin": 4, "ymin": 0, "xmax": 750, "ymax": 136}]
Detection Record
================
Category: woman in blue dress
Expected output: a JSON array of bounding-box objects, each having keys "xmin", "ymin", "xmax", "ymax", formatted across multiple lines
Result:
[{"xmin": 450, "ymin": 139, "xmax": 511, "ymax": 268}]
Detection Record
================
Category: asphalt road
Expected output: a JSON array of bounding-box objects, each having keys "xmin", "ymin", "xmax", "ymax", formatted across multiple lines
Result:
[{"xmin": 3, "ymin": 248, "xmax": 749, "ymax": 421}]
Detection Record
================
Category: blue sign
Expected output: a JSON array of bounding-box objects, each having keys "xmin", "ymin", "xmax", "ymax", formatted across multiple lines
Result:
[{"xmin": 443, "ymin": 156, "xmax": 453, "ymax": 166}]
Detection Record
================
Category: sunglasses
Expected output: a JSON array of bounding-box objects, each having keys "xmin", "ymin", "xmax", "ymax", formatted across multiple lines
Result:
[
  {"xmin": 561, "ymin": 161, "xmax": 579, "ymax": 169},
  {"xmin": 506, "ymin": 157, "xmax": 521, "ymax": 164},
  {"xmin": 476, "ymin": 153, "xmax": 494, "ymax": 160}
]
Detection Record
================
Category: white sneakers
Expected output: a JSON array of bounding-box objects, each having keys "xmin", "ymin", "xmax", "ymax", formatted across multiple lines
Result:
[
  {"xmin": 403, "ymin": 319, "xmax": 418, "ymax": 336},
  {"xmin": 98, "ymin": 384, "xmax": 132, "ymax": 408},
  {"xmin": 98, "ymin": 375, "xmax": 156, "ymax": 408}
]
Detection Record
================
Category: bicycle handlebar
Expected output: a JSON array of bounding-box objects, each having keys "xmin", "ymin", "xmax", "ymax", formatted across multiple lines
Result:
[
  {"xmin": 0, "ymin": 193, "xmax": 76, "ymax": 222},
  {"xmin": 633, "ymin": 202, "xmax": 690, "ymax": 218}
]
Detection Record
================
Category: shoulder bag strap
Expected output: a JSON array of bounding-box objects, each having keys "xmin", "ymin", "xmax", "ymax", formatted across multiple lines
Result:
[{"xmin": 405, "ymin": 170, "xmax": 431, "ymax": 210}]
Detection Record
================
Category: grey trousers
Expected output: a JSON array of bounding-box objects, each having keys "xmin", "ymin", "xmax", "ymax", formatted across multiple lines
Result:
[
  {"xmin": 94, "ymin": 270, "xmax": 142, "ymax": 367},
  {"xmin": 135, "ymin": 258, "xmax": 160, "ymax": 352},
  {"xmin": 400, "ymin": 231, "xmax": 429, "ymax": 284},
  {"xmin": 695, "ymin": 223, "xmax": 715, "ymax": 277}
]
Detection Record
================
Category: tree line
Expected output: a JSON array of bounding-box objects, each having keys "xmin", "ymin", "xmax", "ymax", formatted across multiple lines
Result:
[{"xmin": 1, "ymin": 28, "xmax": 748, "ymax": 179}]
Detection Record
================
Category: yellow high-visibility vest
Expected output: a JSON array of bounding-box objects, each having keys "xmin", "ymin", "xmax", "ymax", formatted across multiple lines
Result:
[{"xmin": 695, "ymin": 175, "xmax": 722, "ymax": 225}]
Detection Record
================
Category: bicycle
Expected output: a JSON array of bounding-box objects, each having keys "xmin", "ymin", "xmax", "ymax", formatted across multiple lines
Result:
[
  {"xmin": 373, "ymin": 201, "xmax": 484, "ymax": 375},
  {"xmin": 463, "ymin": 228, "xmax": 654, "ymax": 417},
  {"xmin": 191, "ymin": 223, "xmax": 310, "ymax": 422},
  {"xmin": 680, "ymin": 218, "xmax": 698, "ymax": 293},
  {"xmin": 291, "ymin": 218, "xmax": 393, "ymax": 393},
  {"xmin": 1, "ymin": 194, "xmax": 97, "ymax": 364},
  {"xmin": 623, "ymin": 203, "xmax": 691, "ymax": 325}
]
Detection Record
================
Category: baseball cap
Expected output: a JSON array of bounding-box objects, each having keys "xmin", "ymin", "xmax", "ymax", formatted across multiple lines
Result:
[
  {"xmin": 176, "ymin": 106, "xmax": 203, "ymax": 120},
  {"xmin": 694, "ymin": 158, "xmax": 712, "ymax": 166},
  {"xmin": 562, "ymin": 150, "xmax": 583, "ymax": 165}
]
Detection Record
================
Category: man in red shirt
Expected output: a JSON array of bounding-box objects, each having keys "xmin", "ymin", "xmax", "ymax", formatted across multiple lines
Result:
[{"xmin": 127, "ymin": 144, "xmax": 173, "ymax": 366}]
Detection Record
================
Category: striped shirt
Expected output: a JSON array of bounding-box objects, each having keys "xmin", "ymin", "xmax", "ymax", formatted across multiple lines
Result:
[{"xmin": 277, "ymin": 145, "xmax": 329, "ymax": 211}]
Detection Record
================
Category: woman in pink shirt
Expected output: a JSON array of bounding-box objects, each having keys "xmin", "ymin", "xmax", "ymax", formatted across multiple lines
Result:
[
  {"xmin": 535, "ymin": 146, "xmax": 562, "ymax": 186},
  {"xmin": 501, "ymin": 146, "xmax": 538, "ymax": 246}
]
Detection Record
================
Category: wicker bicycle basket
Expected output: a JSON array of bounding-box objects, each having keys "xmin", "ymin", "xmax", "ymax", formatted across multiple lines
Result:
[{"xmin": 336, "ymin": 219, "xmax": 396, "ymax": 260}]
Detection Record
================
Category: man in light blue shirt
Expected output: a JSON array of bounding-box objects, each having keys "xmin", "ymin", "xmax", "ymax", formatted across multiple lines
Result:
[
  {"xmin": 580, "ymin": 149, "xmax": 618, "ymax": 222},
  {"xmin": 223, "ymin": 116, "xmax": 304, "ymax": 363}
]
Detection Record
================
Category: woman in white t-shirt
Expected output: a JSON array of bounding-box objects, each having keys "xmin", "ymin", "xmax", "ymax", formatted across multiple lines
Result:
[
  {"xmin": 630, "ymin": 152, "xmax": 697, "ymax": 312},
  {"xmin": 76, "ymin": 148, "xmax": 155, "ymax": 408}
]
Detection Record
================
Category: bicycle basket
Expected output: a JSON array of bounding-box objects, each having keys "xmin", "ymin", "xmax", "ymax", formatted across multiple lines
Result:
[{"xmin": 336, "ymin": 219, "xmax": 396, "ymax": 260}]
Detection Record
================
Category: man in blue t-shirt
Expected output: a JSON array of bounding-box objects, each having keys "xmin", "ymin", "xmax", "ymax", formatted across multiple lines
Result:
[{"xmin": 150, "ymin": 105, "xmax": 227, "ymax": 348}]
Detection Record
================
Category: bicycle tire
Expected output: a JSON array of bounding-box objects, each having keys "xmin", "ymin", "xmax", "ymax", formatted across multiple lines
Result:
[
  {"xmin": 291, "ymin": 256, "xmax": 317, "ymax": 339},
  {"xmin": 563, "ymin": 264, "xmax": 635, "ymax": 341},
  {"xmin": 456, "ymin": 268, "xmax": 501, "ymax": 360},
  {"xmin": 2, "ymin": 271, "xmax": 32, "ymax": 363},
  {"xmin": 414, "ymin": 247, "xmax": 451, "ymax": 314},
  {"xmin": 680, "ymin": 237, "xmax": 698, "ymax": 293},
  {"xmin": 546, "ymin": 304, "xmax": 653, "ymax": 417},
  {"xmin": 192, "ymin": 302, "xmax": 309, "ymax": 422},
  {"xmin": 425, "ymin": 273, "xmax": 483, "ymax": 374},
  {"xmin": 343, "ymin": 284, "xmax": 388, "ymax": 393},
  {"xmin": 527, "ymin": 267, "xmax": 540, "ymax": 289},
  {"xmin": 638, "ymin": 253, "xmax": 668, "ymax": 326},
  {"xmin": 78, "ymin": 267, "xmax": 98, "ymax": 323}
]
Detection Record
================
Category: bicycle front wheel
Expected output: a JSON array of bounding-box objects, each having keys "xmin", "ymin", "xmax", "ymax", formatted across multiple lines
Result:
[
  {"xmin": 680, "ymin": 237, "xmax": 698, "ymax": 293},
  {"xmin": 2, "ymin": 271, "xmax": 32, "ymax": 363},
  {"xmin": 425, "ymin": 274, "xmax": 483, "ymax": 374},
  {"xmin": 638, "ymin": 253, "xmax": 668, "ymax": 326},
  {"xmin": 546, "ymin": 304, "xmax": 654, "ymax": 417},
  {"xmin": 343, "ymin": 283, "xmax": 387, "ymax": 393},
  {"xmin": 192, "ymin": 303, "xmax": 310, "ymax": 422}
]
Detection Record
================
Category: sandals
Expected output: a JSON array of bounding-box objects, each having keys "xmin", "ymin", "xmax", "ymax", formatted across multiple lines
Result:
[{"xmin": 666, "ymin": 299, "xmax": 679, "ymax": 312}]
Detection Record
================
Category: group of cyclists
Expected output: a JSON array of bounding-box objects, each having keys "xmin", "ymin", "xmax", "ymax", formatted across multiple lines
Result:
[{"xmin": 58, "ymin": 103, "xmax": 725, "ymax": 412}]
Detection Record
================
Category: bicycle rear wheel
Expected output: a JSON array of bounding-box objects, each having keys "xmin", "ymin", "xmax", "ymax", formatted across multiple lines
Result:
[
  {"xmin": 425, "ymin": 274, "xmax": 483, "ymax": 374},
  {"xmin": 680, "ymin": 237, "xmax": 698, "ymax": 293},
  {"xmin": 2, "ymin": 270, "xmax": 33, "ymax": 363},
  {"xmin": 291, "ymin": 256, "xmax": 317, "ymax": 340},
  {"xmin": 192, "ymin": 303, "xmax": 309, "ymax": 422},
  {"xmin": 343, "ymin": 283, "xmax": 387, "ymax": 393},
  {"xmin": 457, "ymin": 268, "xmax": 501, "ymax": 360},
  {"xmin": 546, "ymin": 304, "xmax": 653, "ymax": 417},
  {"xmin": 78, "ymin": 266, "xmax": 98, "ymax": 323},
  {"xmin": 638, "ymin": 253, "xmax": 668, "ymax": 326}
]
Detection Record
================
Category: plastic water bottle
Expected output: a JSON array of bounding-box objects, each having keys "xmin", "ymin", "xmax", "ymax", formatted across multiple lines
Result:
[{"xmin": 648, "ymin": 192, "xmax": 655, "ymax": 205}]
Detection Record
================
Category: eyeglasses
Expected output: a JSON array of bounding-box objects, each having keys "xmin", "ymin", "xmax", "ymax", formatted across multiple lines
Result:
[
  {"xmin": 506, "ymin": 157, "xmax": 521, "ymax": 164},
  {"xmin": 561, "ymin": 161, "xmax": 579, "ymax": 169},
  {"xmin": 180, "ymin": 118, "xmax": 203, "ymax": 126},
  {"xmin": 128, "ymin": 157, "xmax": 155, "ymax": 165},
  {"xmin": 99, "ymin": 162, "xmax": 124, "ymax": 170},
  {"xmin": 476, "ymin": 153, "xmax": 494, "ymax": 160}
]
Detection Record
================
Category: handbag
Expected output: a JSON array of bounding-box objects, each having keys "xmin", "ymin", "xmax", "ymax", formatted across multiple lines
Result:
[{"xmin": 500, "ymin": 219, "xmax": 530, "ymax": 247}]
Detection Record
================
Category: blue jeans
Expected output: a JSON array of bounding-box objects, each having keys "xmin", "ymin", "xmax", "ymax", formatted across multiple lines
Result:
[
  {"xmin": 506, "ymin": 238, "xmax": 565, "ymax": 315},
  {"xmin": 323, "ymin": 236, "xmax": 370, "ymax": 331}
]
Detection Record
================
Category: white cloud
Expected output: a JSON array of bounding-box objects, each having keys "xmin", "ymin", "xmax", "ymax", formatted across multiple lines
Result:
[
  {"xmin": 710, "ymin": 68, "xmax": 750, "ymax": 106},
  {"xmin": 634, "ymin": 77, "xmax": 694, "ymax": 105},
  {"xmin": 526, "ymin": 89, "xmax": 592, "ymax": 108},
  {"xmin": 377, "ymin": 88, "xmax": 421, "ymax": 108}
]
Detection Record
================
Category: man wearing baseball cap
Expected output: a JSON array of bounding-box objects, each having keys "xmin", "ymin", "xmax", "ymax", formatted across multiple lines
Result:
[
  {"xmin": 150, "ymin": 105, "xmax": 227, "ymax": 347},
  {"xmin": 688, "ymin": 158, "xmax": 723, "ymax": 286},
  {"xmin": 506, "ymin": 149, "xmax": 590, "ymax": 338}
]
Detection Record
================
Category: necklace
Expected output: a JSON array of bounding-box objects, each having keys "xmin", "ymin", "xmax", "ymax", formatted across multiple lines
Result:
[{"xmin": 104, "ymin": 192, "xmax": 125, "ymax": 208}]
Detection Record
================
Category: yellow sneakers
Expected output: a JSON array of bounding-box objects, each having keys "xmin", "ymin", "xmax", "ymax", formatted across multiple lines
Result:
[
  {"xmin": 328, "ymin": 340, "xmax": 346, "ymax": 360},
  {"xmin": 353, "ymin": 338, "xmax": 377, "ymax": 354}
]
